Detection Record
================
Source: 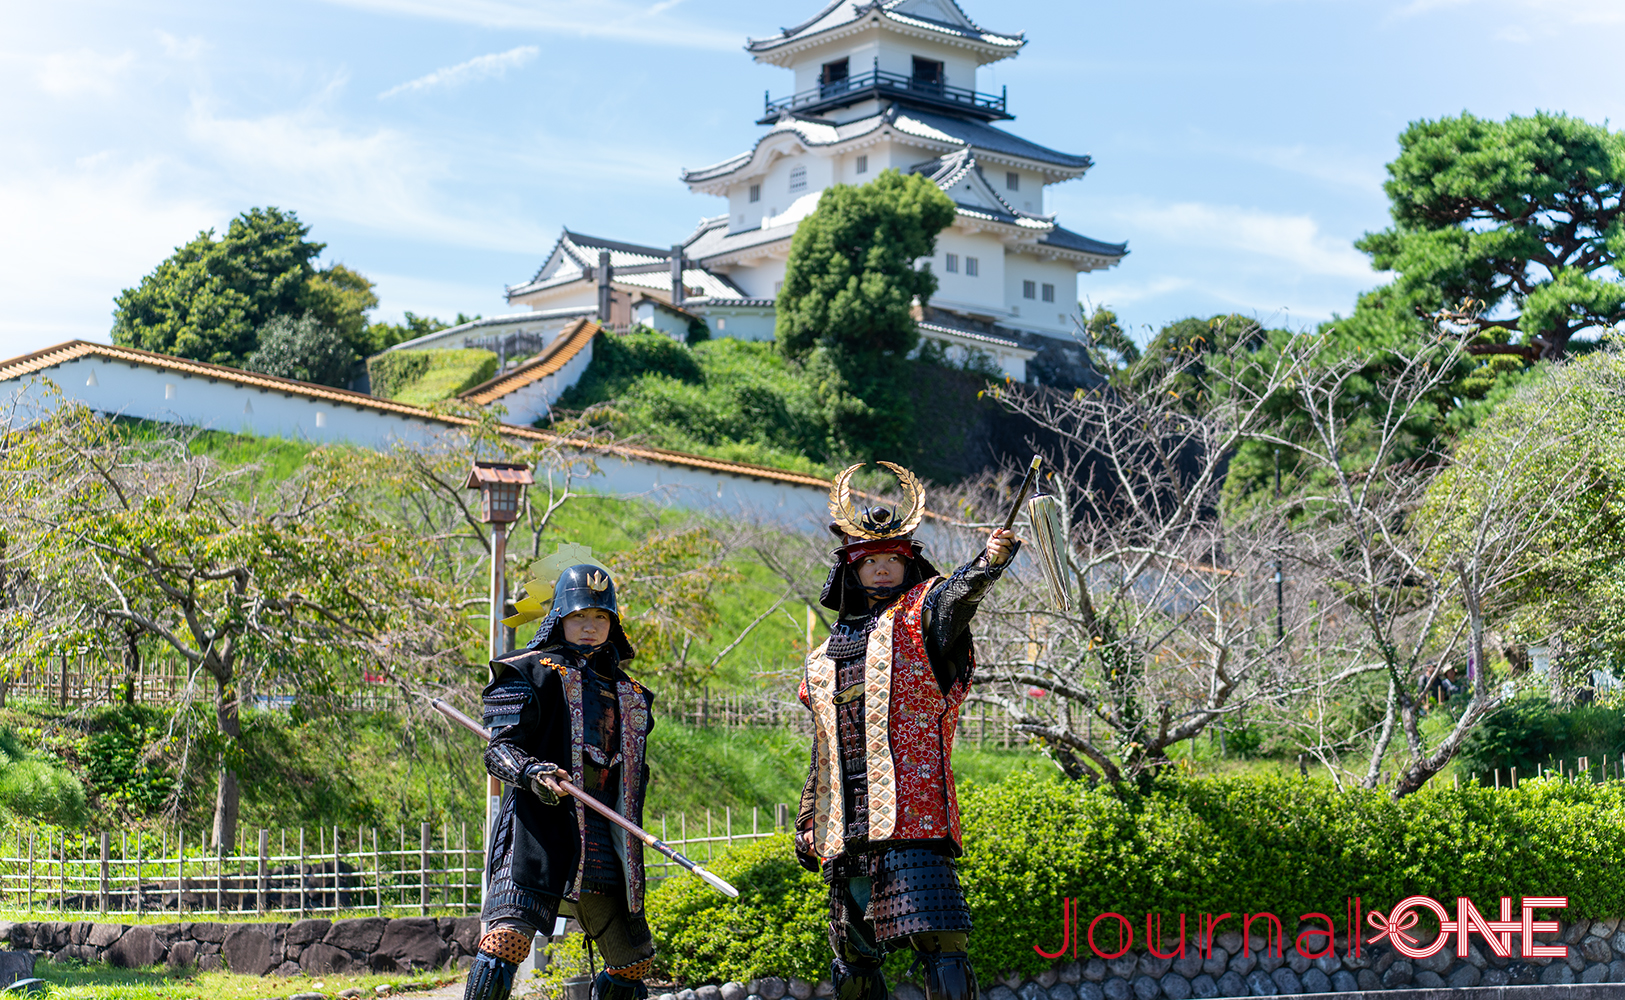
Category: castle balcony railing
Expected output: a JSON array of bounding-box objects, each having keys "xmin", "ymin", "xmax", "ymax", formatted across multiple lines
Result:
[{"xmin": 759, "ymin": 68, "xmax": 1011, "ymax": 124}]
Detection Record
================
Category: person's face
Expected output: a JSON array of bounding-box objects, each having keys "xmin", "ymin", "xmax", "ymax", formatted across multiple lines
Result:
[
  {"xmin": 856, "ymin": 552, "xmax": 908, "ymax": 590},
  {"xmin": 561, "ymin": 608, "xmax": 612, "ymax": 646}
]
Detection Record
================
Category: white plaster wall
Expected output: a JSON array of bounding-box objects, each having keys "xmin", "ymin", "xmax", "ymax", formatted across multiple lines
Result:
[
  {"xmin": 719, "ymin": 259, "xmax": 788, "ymax": 300},
  {"xmin": 1003, "ymin": 255, "xmax": 1081, "ymax": 333},
  {"xmin": 930, "ymin": 230, "xmax": 1008, "ymax": 314},
  {"xmin": 488, "ymin": 338, "xmax": 596, "ymax": 426},
  {"xmin": 699, "ymin": 306, "xmax": 777, "ymax": 342},
  {"xmin": 631, "ymin": 302, "xmax": 689, "ymax": 342}
]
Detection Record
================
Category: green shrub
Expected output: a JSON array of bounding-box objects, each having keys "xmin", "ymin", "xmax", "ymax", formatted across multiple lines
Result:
[
  {"xmin": 83, "ymin": 705, "xmax": 177, "ymax": 816},
  {"xmin": 645, "ymin": 833, "xmax": 827, "ymax": 984},
  {"xmin": 557, "ymin": 330, "xmax": 704, "ymax": 409},
  {"xmin": 0, "ymin": 759, "xmax": 87, "ymax": 826},
  {"xmin": 1457, "ymin": 699, "xmax": 1625, "ymax": 778},
  {"xmin": 645, "ymin": 772, "xmax": 1625, "ymax": 984},
  {"xmin": 368, "ymin": 350, "xmax": 430, "ymax": 399}
]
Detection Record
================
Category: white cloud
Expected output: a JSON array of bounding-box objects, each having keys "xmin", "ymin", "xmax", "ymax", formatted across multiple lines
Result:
[
  {"xmin": 35, "ymin": 49, "xmax": 137, "ymax": 98},
  {"xmin": 1116, "ymin": 200, "xmax": 1375, "ymax": 280},
  {"xmin": 0, "ymin": 156, "xmax": 221, "ymax": 357},
  {"xmin": 379, "ymin": 45, "xmax": 539, "ymax": 99},
  {"xmin": 156, "ymin": 31, "xmax": 208, "ymax": 60},
  {"xmin": 313, "ymin": 0, "xmax": 737, "ymax": 50}
]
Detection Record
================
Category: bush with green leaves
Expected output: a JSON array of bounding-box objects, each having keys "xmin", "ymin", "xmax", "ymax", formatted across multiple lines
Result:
[
  {"xmin": 1456, "ymin": 700, "xmax": 1625, "ymax": 779},
  {"xmin": 645, "ymin": 833, "xmax": 828, "ymax": 984},
  {"xmin": 649, "ymin": 772, "xmax": 1625, "ymax": 985},
  {"xmin": 0, "ymin": 728, "xmax": 86, "ymax": 827},
  {"xmin": 366, "ymin": 348, "xmax": 498, "ymax": 405},
  {"xmin": 244, "ymin": 313, "xmax": 359, "ymax": 387}
]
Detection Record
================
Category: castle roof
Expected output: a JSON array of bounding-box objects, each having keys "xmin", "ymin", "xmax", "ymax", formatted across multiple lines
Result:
[{"xmin": 746, "ymin": 1, "xmax": 1023, "ymax": 65}]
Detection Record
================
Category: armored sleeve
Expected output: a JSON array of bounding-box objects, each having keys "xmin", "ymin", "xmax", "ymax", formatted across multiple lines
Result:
[
  {"xmin": 794, "ymin": 746, "xmax": 819, "ymax": 871},
  {"xmin": 922, "ymin": 548, "xmax": 1017, "ymax": 695},
  {"xmin": 481, "ymin": 671, "xmax": 550, "ymax": 788}
]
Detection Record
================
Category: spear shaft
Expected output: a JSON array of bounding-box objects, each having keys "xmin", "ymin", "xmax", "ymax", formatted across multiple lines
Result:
[{"xmin": 428, "ymin": 696, "xmax": 739, "ymax": 899}]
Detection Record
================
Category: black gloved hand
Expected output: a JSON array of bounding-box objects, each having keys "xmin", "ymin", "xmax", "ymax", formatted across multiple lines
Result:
[
  {"xmin": 793, "ymin": 828, "xmax": 819, "ymax": 873},
  {"xmin": 525, "ymin": 763, "xmax": 563, "ymax": 806}
]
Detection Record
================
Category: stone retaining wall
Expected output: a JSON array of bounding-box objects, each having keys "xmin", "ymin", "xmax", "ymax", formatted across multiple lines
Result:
[{"xmin": 0, "ymin": 917, "xmax": 481, "ymax": 977}]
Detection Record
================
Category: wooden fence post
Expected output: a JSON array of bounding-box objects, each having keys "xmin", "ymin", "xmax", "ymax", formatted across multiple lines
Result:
[
  {"xmin": 257, "ymin": 829, "xmax": 268, "ymax": 915},
  {"xmin": 460, "ymin": 823, "xmax": 469, "ymax": 916},
  {"xmin": 419, "ymin": 822, "xmax": 430, "ymax": 916},
  {"xmin": 775, "ymin": 803, "xmax": 789, "ymax": 831},
  {"xmin": 298, "ymin": 829, "xmax": 307, "ymax": 918},
  {"xmin": 135, "ymin": 833, "xmax": 144, "ymax": 916},
  {"xmin": 372, "ymin": 828, "xmax": 381, "ymax": 915},
  {"xmin": 27, "ymin": 832, "xmax": 34, "ymax": 913},
  {"xmin": 216, "ymin": 839, "xmax": 226, "ymax": 915},
  {"xmin": 99, "ymin": 832, "xmax": 110, "ymax": 913},
  {"xmin": 177, "ymin": 830, "xmax": 186, "ymax": 915},
  {"xmin": 333, "ymin": 826, "xmax": 341, "ymax": 913}
]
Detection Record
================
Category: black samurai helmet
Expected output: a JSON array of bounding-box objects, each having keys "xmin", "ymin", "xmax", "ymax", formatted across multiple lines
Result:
[
  {"xmin": 819, "ymin": 462, "xmax": 939, "ymax": 614},
  {"xmin": 526, "ymin": 564, "xmax": 636, "ymax": 660}
]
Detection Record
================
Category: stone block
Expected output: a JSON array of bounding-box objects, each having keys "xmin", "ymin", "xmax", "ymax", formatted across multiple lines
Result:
[
  {"xmin": 1298, "ymin": 968, "xmax": 1329, "ymax": 994},
  {"xmin": 286, "ymin": 920, "xmax": 331, "ymax": 948},
  {"xmin": 1224, "ymin": 951, "xmax": 1253, "ymax": 978},
  {"xmin": 166, "ymin": 941, "xmax": 197, "ymax": 970},
  {"xmin": 1354, "ymin": 969, "xmax": 1379, "ymax": 991},
  {"xmin": 449, "ymin": 918, "xmax": 479, "ymax": 958},
  {"xmin": 984, "ymin": 987, "xmax": 1017, "ymax": 1000},
  {"xmin": 1156, "ymin": 973, "xmax": 1189, "ymax": 1000},
  {"xmin": 1506, "ymin": 961, "xmax": 1537, "ymax": 985},
  {"xmin": 786, "ymin": 980, "xmax": 812, "ymax": 1000},
  {"xmin": 272, "ymin": 959, "xmax": 301, "ymax": 977},
  {"xmin": 106, "ymin": 926, "xmax": 166, "ymax": 969},
  {"xmin": 1462, "ymin": 943, "xmax": 1486, "ymax": 969},
  {"xmin": 1283, "ymin": 951, "xmax": 1308, "ymax": 975},
  {"xmin": 299, "ymin": 943, "xmax": 353, "ymax": 975},
  {"xmin": 1212, "ymin": 972, "xmax": 1244, "ymax": 998},
  {"xmin": 197, "ymin": 954, "xmax": 223, "ymax": 972},
  {"xmin": 1001, "ymin": 973, "xmax": 1023, "ymax": 990},
  {"xmin": 1268, "ymin": 968, "xmax": 1298, "ymax": 995},
  {"xmin": 69, "ymin": 924, "xmax": 91, "ymax": 947},
  {"xmin": 1255, "ymin": 949, "xmax": 1282, "ymax": 974},
  {"xmin": 0, "ymin": 950, "xmax": 34, "ymax": 986},
  {"xmin": 1413, "ymin": 970, "xmax": 1445, "ymax": 988},
  {"xmin": 1310, "ymin": 952, "xmax": 1339, "ymax": 976},
  {"xmin": 1329, "ymin": 971, "xmax": 1356, "ymax": 993},
  {"xmin": 185, "ymin": 922, "xmax": 228, "ymax": 944},
  {"xmin": 1582, "ymin": 936, "xmax": 1613, "ymax": 963},
  {"xmin": 1186, "ymin": 974, "xmax": 1216, "ymax": 999},
  {"xmin": 1216, "ymin": 933, "xmax": 1242, "ymax": 956},
  {"xmin": 1581, "ymin": 962, "xmax": 1609, "ymax": 984},
  {"xmin": 151, "ymin": 925, "xmax": 181, "ymax": 946},
  {"xmin": 1612, "ymin": 958, "xmax": 1625, "ymax": 982},
  {"xmin": 1564, "ymin": 920, "xmax": 1591, "ymax": 945},
  {"xmin": 1101, "ymin": 979, "xmax": 1130, "ymax": 1000},
  {"xmin": 1448, "ymin": 963, "xmax": 1481, "ymax": 988},
  {"xmin": 721, "ymin": 983, "xmax": 748, "ymax": 1000},
  {"xmin": 695, "ymin": 985, "xmax": 723, "ymax": 1000},
  {"xmin": 757, "ymin": 977, "xmax": 787, "ymax": 1000},
  {"xmin": 1082, "ymin": 961, "xmax": 1107, "ymax": 983},
  {"xmin": 891, "ymin": 985, "xmax": 923, "ymax": 1000},
  {"xmin": 1138, "ymin": 955, "xmax": 1172, "ymax": 979},
  {"xmin": 1171, "ymin": 952, "xmax": 1202, "ymax": 980},
  {"xmin": 1059, "ymin": 963, "xmax": 1082, "ymax": 985},
  {"xmin": 1018, "ymin": 981, "xmax": 1046, "ymax": 1000},
  {"xmin": 1199, "ymin": 947, "xmax": 1226, "ymax": 979},
  {"xmin": 1035, "ymin": 969, "xmax": 1059, "ymax": 989},
  {"xmin": 1541, "ymin": 961, "xmax": 1576, "ymax": 985},
  {"xmin": 371, "ymin": 919, "xmax": 446, "ymax": 973},
  {"xmin": 1242, "ymin": 970, "xmax": 1275, "ymax": 996},
  {"xmin": 1075, "ymin": 986, "xmax": 1104, "ymax": 1000},
  {"xmin": 1379, "ymin": 959, "xmax": 1412, "ymax": 989},
  {"xmin": 324, "ymin": 918, "xmax": 388, "ymax": 954},
  {"xmin": 223, "ymin": 925, "xmax": 281, "ymax": 977},
  {"xmin": 1416, "ymin": 947, "xmax": 1452, "ymax": 974},
  {"xmin": 813, "ymin": 982, "xmax": 834, "ymax": 998},
  {"xmin": 1046, "ymin": 984, "xmax": 1076, "ymax": 1000},
  {"xmin": 676, "ymin": 989, "xmax": 697, "ymax": 1000},
  {"xmin": 1568, "ymin": 945, "xmax": 1588, "ymax": 971},
  {"xmin": 1106, "ymin": 955, "xmax": 1138, "ymax": 980},
  {"xmin": 1128, "ymin": 975, "xmax": 1158, "ymax": 1000},
  {"xmin": 1372, "ymin": 950, "xmax": 1395, "ymax": 975},
  {"xmin": 86, "ymin": 924, "xmax": 126, "ymax": 949}
]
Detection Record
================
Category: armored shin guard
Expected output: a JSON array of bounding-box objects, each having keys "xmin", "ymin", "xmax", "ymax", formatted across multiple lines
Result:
[
  {"xmin": 832, "ymin": 955, "xmax": 887, "ymax": 1000},
  {"xmin": 463, "ymin": 952, "xmax": 519, "ymax": 1000},
  {"xmin": 920, "ymin": 951, "xmax": 977, "ymax": 1000},
  {"xmin": 592, "ymin": 970, "xmax": 649, "ymax": 1000}
]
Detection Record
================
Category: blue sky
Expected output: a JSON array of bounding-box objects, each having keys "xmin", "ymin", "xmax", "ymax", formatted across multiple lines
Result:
[{"xmin": 3, "ymin": 0, "xmax": 1624, "ymax": 359}]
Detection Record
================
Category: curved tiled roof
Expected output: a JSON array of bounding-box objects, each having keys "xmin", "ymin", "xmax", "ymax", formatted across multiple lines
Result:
[
  {"xmin": 746, "ymin": 1, "xmax": 1023, "ymax": 58},
  {"xmin": 459, "ymin": 318, "xmax": 600, "ymax": 406}
]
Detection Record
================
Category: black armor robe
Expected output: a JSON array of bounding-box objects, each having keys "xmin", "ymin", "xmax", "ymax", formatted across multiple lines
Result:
[{"xmin": 481, "ymin": 642, "xmax": 655, "ymax": 930}]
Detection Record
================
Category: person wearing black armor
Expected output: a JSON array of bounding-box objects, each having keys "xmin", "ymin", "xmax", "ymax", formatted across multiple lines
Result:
[
  {"xmin": 464, "ymin": 561, "xmax": 657, "ymax": 1000},
  {"xmin": 795, "ymin": 463, "xmax": 1017, "ymax": 1000}
]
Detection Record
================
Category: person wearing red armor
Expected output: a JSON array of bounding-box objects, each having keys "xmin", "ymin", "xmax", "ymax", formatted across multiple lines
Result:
[{"xmin": 795, "ymin": 463, "xmax": 1016, "ymax": 1000}]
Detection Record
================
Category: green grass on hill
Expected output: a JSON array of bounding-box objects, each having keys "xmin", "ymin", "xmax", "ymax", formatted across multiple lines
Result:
[
  {"xmin": 34, "ymin": 959, "xmax": 457, "ymax": 1000},
  {"xmin": 390, "ymin": 349, "xmax": 498, "ymax": 406}
]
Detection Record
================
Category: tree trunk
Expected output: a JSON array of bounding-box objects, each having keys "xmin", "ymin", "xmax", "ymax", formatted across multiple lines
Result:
[
  {"xmin": 121, "ymin": 628, "xmax": 140, "ymax": 706},
  {"xmin": 211, "ymin": 668, "xmax": 241, "ymax": 851}
]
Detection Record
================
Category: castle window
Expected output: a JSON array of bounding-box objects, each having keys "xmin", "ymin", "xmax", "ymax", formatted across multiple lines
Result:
[
  {"xmin": 911, "ymin": 57, "xmax": 943, "ymax": 93},
  {"xmin": 1007, "ymin": 172, "xmax": 1019, "ymax": 191},
  {"xmin": 1023, "ymin": 280, "xmax": 1036, "ymax": 299},
  {"xmin": 749, "ymin": 184, "xmax": 760, "ymax": 203},
  {"xmin": 821, "ymin": 58, "xmax": 849, "ymax": 92},
  {"xmin": 945, "ymin": 253, "xmax": 958, "ymax": 273},
  {"xmin": 789, "ymin": 165, "xmax": 807, "ymax": 192},
  {"xmin": 965, "ymin": 256, "xmax": 979, "ymax": 277},
  {"xmin": 1042, "ymin": 283, "xmax": 1055, "ymax": 303},
  {"xmin": 856, "ymin": 154, "xmax": 868, "ymax": 175}
]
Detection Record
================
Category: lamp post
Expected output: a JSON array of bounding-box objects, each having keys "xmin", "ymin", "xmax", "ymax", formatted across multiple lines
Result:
[{"xmin": 464, "ymin": 459, "xmax": 534, "ymax": 918}]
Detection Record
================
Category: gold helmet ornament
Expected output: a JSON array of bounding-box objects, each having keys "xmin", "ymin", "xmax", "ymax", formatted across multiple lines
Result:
[{"xmin": 827, "ymin": 461, "xmax": 927, "ymax": 541}]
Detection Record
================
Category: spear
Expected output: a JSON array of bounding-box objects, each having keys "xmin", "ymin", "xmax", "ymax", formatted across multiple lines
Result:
[{"xmin": 426, "ymin": 695, "xmax": 740, "ymax": 899}]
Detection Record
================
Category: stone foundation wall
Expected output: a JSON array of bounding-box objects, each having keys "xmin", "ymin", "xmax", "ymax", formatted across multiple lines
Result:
[{"xmin": 0, "ymin": 916, "xmax": 482, "ymax": 977}]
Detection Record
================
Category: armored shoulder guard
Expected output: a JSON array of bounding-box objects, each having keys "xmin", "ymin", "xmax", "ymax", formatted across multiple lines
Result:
[{"xmin": 482, "ymin": 672, "xmax": 535, "ymax": 731}]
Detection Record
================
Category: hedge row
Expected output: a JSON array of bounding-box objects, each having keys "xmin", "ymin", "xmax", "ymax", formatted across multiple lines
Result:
[{"xmin": 645, "ymin": 772, "xmax": 1625, "ymax": 985}]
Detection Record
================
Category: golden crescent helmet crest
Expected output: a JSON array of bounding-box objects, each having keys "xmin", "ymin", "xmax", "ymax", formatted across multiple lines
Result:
[{"xmin": 827, "ymin": 462, "xmax": 926, "ymax": 540}]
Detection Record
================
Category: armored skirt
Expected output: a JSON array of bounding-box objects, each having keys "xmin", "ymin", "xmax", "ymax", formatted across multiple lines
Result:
[{"xmin": 480, "ymin": 644, "xmax": 655, "ymax": 932}]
